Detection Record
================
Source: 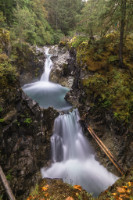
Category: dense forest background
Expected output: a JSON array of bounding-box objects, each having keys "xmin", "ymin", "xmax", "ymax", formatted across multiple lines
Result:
[{"xmin": 0, "ymin": 0, "xmax": 133, "ymax": 45}]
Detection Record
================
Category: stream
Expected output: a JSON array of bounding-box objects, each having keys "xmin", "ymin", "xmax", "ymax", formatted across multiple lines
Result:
[{"xmin": 23, "ymin": 47, "xmax": 118, "ymax": 196}]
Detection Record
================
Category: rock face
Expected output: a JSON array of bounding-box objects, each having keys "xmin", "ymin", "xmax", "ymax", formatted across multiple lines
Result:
[
  {"xmin": 49, "ymin": 45, "xmax": 75, "ymax": 88},
  {"xmin": 0, "ymin": 44, "xmax": 59, "ymax": 200},
  {"xmin": 0, "ymin": 86, "xmax": 58, "ymax": 199},
  {"xmin": 14, "ymin": 44, "xmax": 45, "ymax": 86}
]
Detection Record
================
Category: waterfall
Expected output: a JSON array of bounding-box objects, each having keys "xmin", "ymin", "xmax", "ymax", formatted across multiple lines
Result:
[
  {"xmin": 40, "ymin": 47, "xmax": 53, "ymax": 82},
  {"xmin": 41, "ymin": 109, "xmax": 118, "ymax": 196},
  {"xmin": 23, "ymin": 47, "xmax": 71, "ymax": 111},
  {"xmin": 51, "ymin": 109, "xmax": 91, "ymax": 162},
  {"xmin": 23, "ymin": 46, "xmax": 118, "ymax": 196}
]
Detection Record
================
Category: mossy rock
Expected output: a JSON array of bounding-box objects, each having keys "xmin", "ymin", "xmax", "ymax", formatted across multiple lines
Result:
[
  {"xmin": 27, "ymin": 178, "xmax": 94, "ymax": 200},
  {"xmin": 99, "ymin": 168, "xmax": 133, "ymax": 200},
  {"xmin": 69, "ymin": 32, "xmax": 133, "ymax": 123}
]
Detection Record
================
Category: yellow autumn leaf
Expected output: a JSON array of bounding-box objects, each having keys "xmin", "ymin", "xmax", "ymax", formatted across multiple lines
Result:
[
  {"xmin": 42, "ymin": 186, "xmax": 48, "ymax": 191},
  {"xmin": 65, "ymin": 196, "xmax": 74, "ymax": 200},
  {"xmin": 42, "ymin": 184, "xmax": 49, "ymax": 191},
  {"xmin": 112, "ymin": 193, "xmax": 117, "ymax": 196},
  {"xmin": 117, "ymin": 187, "xmax": 126, "ymax": 193},
  {"xmin": 73, "ymin": 185, "xmax": 82, "ymax": 191},
  {"xmin": 123, "ymin": 185, "xmax": 127, "ymax": 188},
  {"xmin": 128, "ymin": 182, "xmax": 133, "ymax": 187}
]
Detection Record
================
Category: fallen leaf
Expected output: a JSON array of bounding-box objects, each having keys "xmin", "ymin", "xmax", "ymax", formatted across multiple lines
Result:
[
  {"xmin": 45, "ymin": 193, "xmax": 49, "ymax": 197},
  {"xmin": 117, "ymin": 187, "xmax": 126, "ymax": 193},
  {"xmin": 73, "ymin": 185, "xmax": 82, "ymax": 191},
  {"xmin": 65, "ymin": 197, "xmax": 74, "ymax": 200},
  {"xmin": 112, "ymin": 193, "xmax": 117, "ymax": 196},
  {"xmin": 123, "ymin": 185, "xmax": 127, "ymax": 188},
  {"xmin": 128, "ymin": 182, "xmax": 133, "ymax": 187},
  {"xmin": 42, "ymin": 186, "xmax": 48, "ymax": 191},
  {"xmin": 42, "ymin": 184, "xmax": 49, "ymax": 191},
  {"xmin": 119, "ymin": 194, "xmax": 129, "ymax": 198}
]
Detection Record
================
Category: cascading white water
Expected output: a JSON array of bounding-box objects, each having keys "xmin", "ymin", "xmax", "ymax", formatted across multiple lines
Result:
[
  {"xmin": 51, "ymin": 109, "xmax": 91, "ymax": 162},
  {"xmin": 41, "ymin": 109, "xmax": 118, "ymax": 196},
  {"xmin": 23, "ymin": 46, "xmax": 118, "ymax": 196},
  {"xmin": 23, "ymin": 47, "xmax": 71, "ymax": 111},
  {"xmin": 40, "ymin": 47, "xmax": 53, "ymax": 81}
]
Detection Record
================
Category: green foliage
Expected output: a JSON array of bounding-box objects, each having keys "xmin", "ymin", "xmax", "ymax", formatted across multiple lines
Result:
[
  {"xmin": 69, "ymin": 35, "xmax": 88, "ymax": 48},
  {"xmin": 0, "ymin": 58, "xmax": 17, "ymax": 87},
  {"xmin": 73, "ymin": 33, "xmax": 133, "ymax": 123},
  {"xmin": 0, "ymin": 0, "xmax": 16, "ymax": 25},
  {"xmin": 0, "ymin": 107, "xmax": 3, "ymax": 112},
  {"xmin": 6, "ymin": 170, "xmax": 12, "ymax": 181},
  {"xmin": 45, "ymin": 0, "xmax": 83, "ymax": 35},
  {"xmin": 0, "ymin": 194, "xmax": 3, "ymax": 200},
  {"xmin": 0, "ymin": 118, "xmax": 4, "ymax": 123},
  {"xmin": 24, "ymin": 118, "xmax": 32, "ymax": 124},
  {"xmin": 0, "ymin": 12, "xmax": 6, "ymax": 27},
  {"xmin": 78, "ymin": 0, "xmax": 133, "ymax": 36},
  {"xmin": 108, "ymin": 55, "xmax": 119, "ymax": 63},
  {"xmin": 83, "ymin": 68, "xmax": 133, "ymax": 123},
  {"xmin": 30, "ymin": 184, "xmax": 39, "ymax": 197}
]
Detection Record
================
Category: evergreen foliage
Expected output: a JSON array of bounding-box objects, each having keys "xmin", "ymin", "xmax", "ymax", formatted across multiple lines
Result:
[{"xmin": 45, "ymin": 0, "xmax": 83, "ymax": 35}]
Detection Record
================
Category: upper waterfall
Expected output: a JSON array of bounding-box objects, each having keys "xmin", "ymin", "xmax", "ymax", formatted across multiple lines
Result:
[
  {"xmin": 40, "ymin": 47, "xmax": 53, "ymax": 82},
  {"xmin": 22, "ymin": 46, "xmax": 71, "ymax": 111}
]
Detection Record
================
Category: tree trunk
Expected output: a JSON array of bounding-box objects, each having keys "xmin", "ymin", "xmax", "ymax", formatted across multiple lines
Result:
[
  {"xmin": 0, "ymin": 166, "xmax": 16, "ymax": 200},
  {"xmin": 119, "ymin": 0, "xmax": 126, "ymax": 68}
]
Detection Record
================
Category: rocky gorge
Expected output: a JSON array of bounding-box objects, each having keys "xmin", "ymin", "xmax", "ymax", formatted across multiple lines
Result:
[{"xmin": 0, "ymin": 33, "xmax": 133, "ymax": 200}]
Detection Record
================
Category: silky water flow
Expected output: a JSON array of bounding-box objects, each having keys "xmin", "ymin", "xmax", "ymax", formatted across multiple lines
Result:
[
  {"xmin": 23, "ymin": 47, "xmax": 71, "ymax": 111},
  {"xmin": 23, "ymin": 47, "xmax": 118, "ymax": 196},
  {"xmin": 41, "ymin": 109, "xmax": 118, "ymax": 196}
]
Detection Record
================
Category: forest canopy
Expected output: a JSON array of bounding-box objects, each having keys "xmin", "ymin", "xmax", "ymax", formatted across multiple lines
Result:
[{"xmin": 0, "ymin": 0, "xmax": 133, "ymax": 47}]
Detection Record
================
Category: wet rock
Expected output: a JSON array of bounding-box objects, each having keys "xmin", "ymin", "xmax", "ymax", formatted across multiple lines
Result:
[
  {"xmin": 49, "ymin": 45, "xmax": 75, "ymax": 88},
  {"xmin": 0, "ymin": 45, "xmax": 59, "ymax": 199},
  {"xmin": 0, "ymin": 90, "xmax": 59, "ymax": 199},
  {"xmin": 14, "ymin": 44, "xmax": 45, "ymax": 86}
]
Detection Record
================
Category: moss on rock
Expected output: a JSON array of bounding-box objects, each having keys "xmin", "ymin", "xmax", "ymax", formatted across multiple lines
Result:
[
  {"xmin": 68, "ymin": 33, "xmax": 133, "ymax": 123},
  {"xmin": 27, "ymin": 178, "xmax": 94, "ymax": 200}
]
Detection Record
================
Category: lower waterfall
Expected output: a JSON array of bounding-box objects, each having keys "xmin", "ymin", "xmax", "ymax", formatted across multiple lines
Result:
[{"xmin": 41, "ymin": 109, "xmax": 118, "ymax": 196}]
